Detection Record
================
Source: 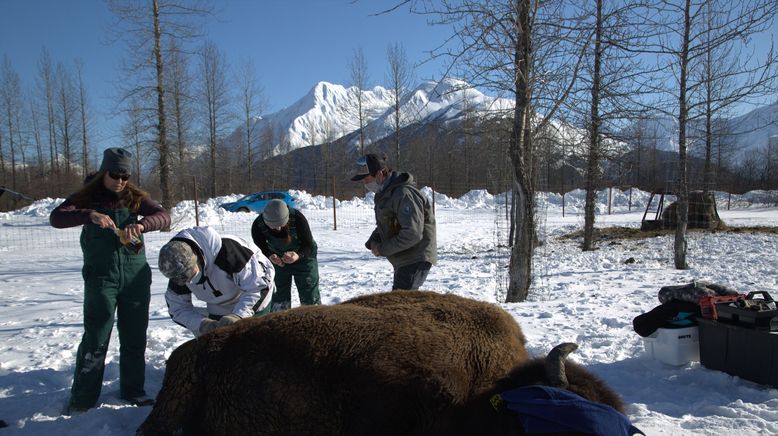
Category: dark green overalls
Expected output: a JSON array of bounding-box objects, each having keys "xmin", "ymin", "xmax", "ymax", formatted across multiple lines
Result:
[
  {"xmin": 70, "ymin": 207, "xmax": 151, "ymax": 410},
  {"xmin": 261, "ymin": 214, "xmax": 321, "ymax": 310}
]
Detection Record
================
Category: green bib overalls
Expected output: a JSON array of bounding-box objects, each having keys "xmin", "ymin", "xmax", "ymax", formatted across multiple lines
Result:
[
  {"xmin": 262, "ymin": 216, "xmax": 320, "ymax": 310},
  {"xmin": 70, "ymin": 206, "xmax": 151, "ymax": 409}
]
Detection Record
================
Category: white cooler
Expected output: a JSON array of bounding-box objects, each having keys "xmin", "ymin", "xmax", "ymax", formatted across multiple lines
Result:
[{"xmin": 643, "ymin": 326, "xmax": 700, "ymax": 366}]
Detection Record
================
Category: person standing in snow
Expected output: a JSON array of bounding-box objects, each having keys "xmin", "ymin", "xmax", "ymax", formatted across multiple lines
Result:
[
  {"xmin": 351, "ymin": 153, "xmax": 437, "ymax": 290},
  {"xmin": 157, "ymin": 226, "xmax": 275, "ymax": 336},
  {"xmin": 251, "ymin": 199, "xmax": 321, "ymax": 311},
  {"xmin": 50, "ymin": 147, "xmax": 170, "ymax": 413}
]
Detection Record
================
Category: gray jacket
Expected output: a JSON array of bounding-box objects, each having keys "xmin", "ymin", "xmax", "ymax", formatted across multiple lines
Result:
[{"xmin": 366, "ymin": 171, "xmax": 437, "ymax": 268}]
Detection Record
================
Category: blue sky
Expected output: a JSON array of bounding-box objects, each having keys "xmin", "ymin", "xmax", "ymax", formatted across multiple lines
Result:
[
  {"xmin": 0, "ymin": 0, "xmax": 451, "ymax": 147},
  {"xmin": 1, "ymin": 1, "xmax": 776, "ymax": 152}
]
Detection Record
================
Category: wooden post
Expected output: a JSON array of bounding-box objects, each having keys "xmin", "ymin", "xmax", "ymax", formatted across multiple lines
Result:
[
  {"xmin": 727, "ymin": 192, "xmax": 731, "ymax": 211},
  {"xmin": 193, "ymin": 176, "xmax": 200, "ymax": 227},
  {"xmin": 562, "ymin": 191, "xmax": 565, "ymax": 217},
  {"xmin": 608, "ymin": 187, "xmax": 612, "ymax": 215},
  {"xmin": 331, "ymin": 176, "xmax": 337, "ymax": 231},
  {"xmin": 628, "ymin": 186, "xmax": 632, "ymax": 211}
]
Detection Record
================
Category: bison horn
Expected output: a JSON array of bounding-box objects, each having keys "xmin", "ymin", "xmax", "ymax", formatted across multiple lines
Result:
[{"xmin": 545, "ymin": 342, "xmax": 578, "ymax": 387}]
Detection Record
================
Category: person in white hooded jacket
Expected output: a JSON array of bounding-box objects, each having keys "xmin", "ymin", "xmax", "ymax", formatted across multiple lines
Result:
[{"xmin": 157, "ymin": 226, "xmax": 275, "ymax": 336}]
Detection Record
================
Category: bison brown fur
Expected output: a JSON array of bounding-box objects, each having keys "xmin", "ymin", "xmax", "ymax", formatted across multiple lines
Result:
[{"xmin": 138, "ymin": 291, "xmax": 528, "ymax": 436}]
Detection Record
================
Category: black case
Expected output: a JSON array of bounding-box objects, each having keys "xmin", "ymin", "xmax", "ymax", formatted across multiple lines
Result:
[{"xmin": 715, "ymin": 291, "xmax": 778, "ymax": 330}]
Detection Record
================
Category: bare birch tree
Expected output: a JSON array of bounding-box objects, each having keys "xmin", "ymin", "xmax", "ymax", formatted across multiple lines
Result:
[
  {"xmin": 639, "ymin": 0, "xmax": 778, "ymax": 269},
  {"xmin": 55, "ymin": 62, "xmax": 77, "ymax": 178},
  {"xmin": 386, "ymin": 42, "xmax": 413, "ymax": 166},
  {"xmin": 108, "ymin": 0, "xmax": 212, "ymax": 207},
  {"xmin": 198, "ymin": 40, "xmax": 231, "ymax": 198},
  {"xmin": 568, "ymin": 1, "xmax": 649, "ymax": 251},
  {"xmin": 74, "ymin": 59, "xmax": 92, "ymax": 181},
  {"xmin": 28, "ymin": 98, "xmax": 44, "ymax": 176},
  {"xmin": 348, "ymin": 47, "xmax": 369, "ymax": 154},
  {"xmin": 396, "ymin": 0, "xmax": 588, "ymax": 302},
  {"xmin": 236, "ymin": 58, "xmax": 267, "ymax": 188},
  {"xmin": 36, "ymin": 47, "xmax": 59, "ymax": 179},
  {"xmin": 1, "ymin": 55, "xmax": 22, "ymax": 190},
  {"xmin": 166, "ymin": 38, "xmax": 193, "ymax": 167}
]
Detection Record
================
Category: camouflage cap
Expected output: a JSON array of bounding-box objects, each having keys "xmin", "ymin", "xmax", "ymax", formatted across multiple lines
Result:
[{"xmin": 158, "ymin": 240, "xmax": 199, "ymax": 285}]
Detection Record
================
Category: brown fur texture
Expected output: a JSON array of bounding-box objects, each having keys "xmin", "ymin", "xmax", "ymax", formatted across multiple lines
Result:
[{"xmin": 138, "ymin": 291, "xmax": 528, "ymax": 436}]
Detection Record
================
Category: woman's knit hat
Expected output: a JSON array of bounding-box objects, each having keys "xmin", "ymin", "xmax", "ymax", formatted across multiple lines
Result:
[{"xmin": 100, "ymin": 147, "xmax": 133, "ymax": 174}]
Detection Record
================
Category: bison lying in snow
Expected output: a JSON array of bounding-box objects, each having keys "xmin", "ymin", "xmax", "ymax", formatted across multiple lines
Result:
[{"xmin": 138, "ymin": 291, "xmax": 627, "ymax": 435}]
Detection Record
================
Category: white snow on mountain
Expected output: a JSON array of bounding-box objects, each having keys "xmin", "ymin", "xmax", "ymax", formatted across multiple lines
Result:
[
  {"xmin": 227, "ymin": 77, "xmax": 777, "ymax": 168},
  {"xmin": 228, "ymin": 78, "xmax": 514, "ymax": 155}
]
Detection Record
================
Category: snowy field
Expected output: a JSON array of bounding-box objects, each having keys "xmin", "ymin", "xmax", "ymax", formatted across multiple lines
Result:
[{"xmin": 0, "ymin": 188, "xmax": 777, "ymax": 435}]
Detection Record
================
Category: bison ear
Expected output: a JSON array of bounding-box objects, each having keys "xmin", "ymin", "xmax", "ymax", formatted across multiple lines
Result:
[{"xmin": 545, "ymin": 343, "xmax": 578, "ymax": 387}]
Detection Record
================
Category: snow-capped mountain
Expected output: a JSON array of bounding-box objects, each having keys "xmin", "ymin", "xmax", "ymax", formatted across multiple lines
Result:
[
  {"xmin": 727, "ymin": 102, "xmax": 778, "ymax": 156},
  {"xmin": 228, "ymin": 77, "xmax": 777, "ymax": 165},
  {"xmin": 231, "ymin": 82, "xmax": 393, "ymax": 156},
  {"xmin": 619, "ymin": 103, "xmax": 778, "ymax": 161},
  {"xmin": 226, "ymin": 78, "xmax": 513, "ymax": 156}
]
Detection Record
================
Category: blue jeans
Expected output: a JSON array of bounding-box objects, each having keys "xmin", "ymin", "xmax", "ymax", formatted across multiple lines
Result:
[{"xmin": 392, "ymin": 261, "xmax": 432, "ymax": 290}]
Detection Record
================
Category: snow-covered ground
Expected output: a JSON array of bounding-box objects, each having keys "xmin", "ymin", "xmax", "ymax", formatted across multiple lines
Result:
[{"xmin": 0, "ymin": 188, "xmax": 777, "ymax": 435}]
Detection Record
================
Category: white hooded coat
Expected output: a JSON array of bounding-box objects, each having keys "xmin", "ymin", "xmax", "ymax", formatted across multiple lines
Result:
[{"xmin": 164, "ymin": 226, "xmax": 275, "ymax": 334}]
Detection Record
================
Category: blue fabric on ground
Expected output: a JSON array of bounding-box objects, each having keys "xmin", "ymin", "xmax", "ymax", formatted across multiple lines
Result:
[{"xmin": 499, "ymin": 385, "xmax": 644, "ymax": 435}]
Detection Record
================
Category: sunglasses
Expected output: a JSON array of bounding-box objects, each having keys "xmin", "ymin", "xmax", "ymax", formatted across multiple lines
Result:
[{"xmin": 108, "ymin": 172, "xmax": 130, "ymax": 181}]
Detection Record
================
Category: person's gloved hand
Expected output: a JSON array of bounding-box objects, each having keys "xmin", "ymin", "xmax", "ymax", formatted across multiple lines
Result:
[
  {"xmin": 216, "ymin": 313, "xmax": 241, "ymax": 328},
  {"xmin": 199, "ymin": 318, "xmax": 218, "ymax": 335}
]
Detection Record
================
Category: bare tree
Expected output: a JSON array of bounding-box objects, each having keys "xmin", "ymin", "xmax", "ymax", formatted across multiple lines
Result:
[
  {"xmin": 640, "ymin": 0, "xmax": 778, "ymax": 269},
  {"xmin": 347, "ymin": 47, "xmax": 370, "ymax": 154},
  {"xmin": 36, "ymin": 47, "xmax": 59, "ymax": 179},
  {"xmin": 28, "ymin": 98, "xmax": 45, "ymax": 176},
  {"xmin": 122, "ymin": 95, "xmax": 154, "ymax": 187},
  {"xmin": 55, "ymin": 62, "xmax": 77, "ymax": 178},
  {"xmin": 198, "ymin": 40, "xmax": 231, "ymax": 198},
  {"xmin": 400, "ymin": 0, "xmax": 588, "ymax": 302},
  {"xmin": 573, "ymin": 1, "xmax": 649, "ymax": 251},
  {"xmin": 108, "ymin": 0, "xmax": 212, "ymax": 207},
  {"xmin": 693, "ymin": 1, "xmax": 778, "ymax": 193},
  {"xmin": 1, "ymin": 55, "xmax": 23, "ymax": 189},
  {"xmin": 74, "ymin": 59, "xmax": 92, "ymax": 181},
  {"xmin": 235, "ymin": 58, "xmax": 267, "ymax": 188},
  {"xmin": 166, "ymin": 37, "xmax": 193, "ymax": 168},
  {"xmin": 386, "ymin": 42, "xmax": 413, "ymax": 166}
]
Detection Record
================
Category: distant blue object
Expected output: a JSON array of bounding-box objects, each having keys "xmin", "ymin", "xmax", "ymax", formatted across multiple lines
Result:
[{"xmin": 219, "ymin": 191, "xmax": 296, "ymax": 213}]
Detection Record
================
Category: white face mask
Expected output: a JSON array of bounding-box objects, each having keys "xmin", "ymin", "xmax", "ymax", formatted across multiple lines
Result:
[
  {"xmin": 364, "ymin": 180, "xmax": 381, "ymax": 193},
  {"xmin": 189, "ymin": 269, "xmax": 203, "ymax": 284}
]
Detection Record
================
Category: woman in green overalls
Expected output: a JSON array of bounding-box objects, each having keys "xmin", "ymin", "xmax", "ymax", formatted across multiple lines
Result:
[
  {"xmin": 251, "ymin": 199, "xmax": 320, "ymax": 311},
  {"xmin": 50, "ymin": 147, "xmax": 170, "ymax": 414}
]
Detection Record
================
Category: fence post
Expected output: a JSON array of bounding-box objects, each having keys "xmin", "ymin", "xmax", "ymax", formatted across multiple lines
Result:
[
  {"xmin": 628, "ymin": 186, "xmax": 632, "ymax": 211},
  {"xmin": 331, "ymin": 176, "xmax": 337, "ymax": 231},
  {"xmin": 727, "ymin": 192, "xmax": 731, "ymax": 211},
  {"xmin": 562, "ymin": 191, "xmax": 565, "ymax": 217},
  {"xmin": 608, "ymin": 186, "xmax": 612, "ymax": 215},
  {"xmin": 193, "ymin": 176, "xmax": 200, "ymax": 227}
]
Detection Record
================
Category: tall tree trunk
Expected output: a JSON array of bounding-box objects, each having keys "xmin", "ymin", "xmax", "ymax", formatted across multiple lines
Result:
[
  {"xmin": 507, "ymin": 0, "xmax": 533, "ymax": 303},
  {"xmin": 583, "ymin": 0, "xmax": 603, "ymax": 252},
  {"xmin": 674, "ymin": 0, "xmax": 691, "ymax": 270},
  {"xmin": 80, "ymin": 92, "xmax": 89, "ymax": 180},
  {"xmin": 153, "ymin": 0, "xmax": 171, "ymax": 208}
]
